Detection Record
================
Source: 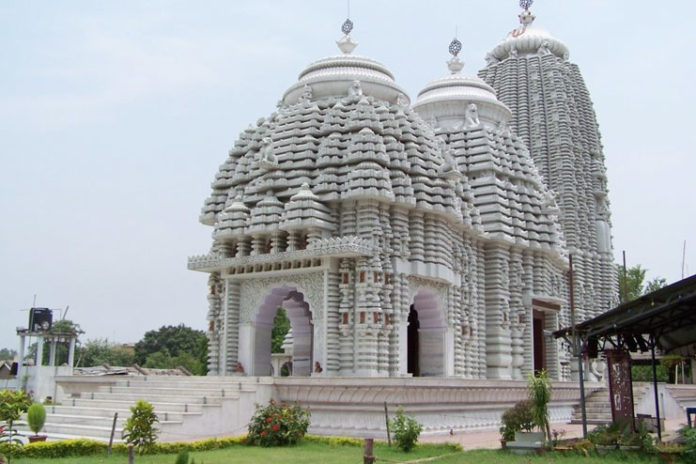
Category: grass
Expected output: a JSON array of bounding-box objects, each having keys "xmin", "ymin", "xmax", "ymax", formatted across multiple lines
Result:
[{"xmin": 10, "ymin": 442, "xmax": 666, "ymax": 464}]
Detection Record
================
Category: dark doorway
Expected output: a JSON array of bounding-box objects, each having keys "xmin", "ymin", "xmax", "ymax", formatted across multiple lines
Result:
[
  {"xmin": 533, "ymin": 310, "xmax": 545, "ymax": 374},
  {"xmin": 407, "ymin": 305, "xmax": 420, "ymax": 376}
]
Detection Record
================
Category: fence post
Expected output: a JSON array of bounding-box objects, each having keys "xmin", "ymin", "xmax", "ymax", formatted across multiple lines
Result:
[
  {"xmin": 128, "ymin": 444, "xmax": 134, "ymax": 464},
  {"xmin": 364, "ymin": 438, "xmax": 375, "ymax": 464},
  {"xmin": 107, "ymin": 412, "xmax": 118, "ymax": 455}
]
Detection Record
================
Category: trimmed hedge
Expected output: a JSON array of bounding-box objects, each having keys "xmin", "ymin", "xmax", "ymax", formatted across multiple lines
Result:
[
  {"xmin": 0, "ymin": 434, "xmax": 460, "ymax": 459},
  {"xmin": 0, "ymin": 436, "xmax": 247, "ymax": 459}
]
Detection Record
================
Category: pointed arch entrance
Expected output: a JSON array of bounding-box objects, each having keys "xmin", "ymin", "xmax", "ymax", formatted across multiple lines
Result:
[
  {"xmin": 249, "ymin": 285, "xmax": 313, "ymax": 376},
  {"xmin": 407, "ymin": 290, "xmax": 447, "ymax": 377}
]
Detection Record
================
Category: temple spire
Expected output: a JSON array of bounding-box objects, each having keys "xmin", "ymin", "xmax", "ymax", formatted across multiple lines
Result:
[{"xmin": 337, "ymin": 18, "xmax": 358, "ymax": 54}]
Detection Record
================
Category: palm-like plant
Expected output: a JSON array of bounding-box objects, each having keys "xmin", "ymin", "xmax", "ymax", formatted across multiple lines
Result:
[{"xmin": 527, "ymin": 370, "xmax": 552, "ymax": 442}]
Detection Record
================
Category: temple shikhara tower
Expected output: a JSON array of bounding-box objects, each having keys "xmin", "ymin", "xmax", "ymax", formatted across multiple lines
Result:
[
  {"xmin": 189, "ymin": 2, "xmax": 615, "ymax": 381},
  {"xmin": 478, "ymin": 1, "xmax": 617, "ymax": 321}
]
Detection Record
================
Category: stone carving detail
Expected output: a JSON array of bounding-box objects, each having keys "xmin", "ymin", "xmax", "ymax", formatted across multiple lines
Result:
[
  {"xmin": 258, "ymin": 137, "xmax": 278, "ymax": 171},
  {"xmin": 464, "ymin": 103, "xmax": 480, "ymax": 129},
  {"xmin": 298, "ymin": 84, "xmax": 313, "ymax": 103},
  {"xmin": 348, "ymin": 80, "xmax": 363, "ymax": 97}
]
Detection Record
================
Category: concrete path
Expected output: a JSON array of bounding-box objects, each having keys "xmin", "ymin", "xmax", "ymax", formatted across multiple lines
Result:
[{"xmin": 419, "ymin": 419, "xmax": 688, "ymax": 450}]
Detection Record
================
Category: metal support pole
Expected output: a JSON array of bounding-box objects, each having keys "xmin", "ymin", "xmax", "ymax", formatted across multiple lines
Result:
[
  {"xmin": 384, "ymin": 402, "xmax": 391, "ymax": 446},
  {"xmin": 577, "ymin": 336, "xmax": 587, "ymax": 438},
  {"xmin": 569, "ymin": 254, "xmax": 587, "ymax": 437},
  {"xmin": 651, "ymin": 340, "xmax": 662, "ymax": 441}
]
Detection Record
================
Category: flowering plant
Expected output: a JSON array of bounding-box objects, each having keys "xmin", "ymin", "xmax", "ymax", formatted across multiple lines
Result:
[{"xmin": 246, "ymin": 399, "xmax": 309, "ymax": 447}]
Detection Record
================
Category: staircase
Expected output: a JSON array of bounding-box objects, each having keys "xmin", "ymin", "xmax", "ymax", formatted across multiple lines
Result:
[
  {"xmin": 16, "ymin": 376, "xmax": 272, "ymax": 442},
  {"xmin": 665, "ymin": 384, "xmax": 696, "ymax": 410},
  {"xmin": 571, "ymin": 383, "xmax": 651, "ymax": 424}
]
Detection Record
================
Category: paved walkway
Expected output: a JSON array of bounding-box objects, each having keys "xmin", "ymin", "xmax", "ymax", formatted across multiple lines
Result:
[{"xmin": 419, "ymin": 419, "xmax": 688, "ymax": 450}]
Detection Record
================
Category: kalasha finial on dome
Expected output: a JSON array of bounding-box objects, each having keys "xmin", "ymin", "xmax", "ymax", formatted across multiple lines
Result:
[
  {"xmin": 447, "ymin": 38, "xmax": 464, "ymax": 74},
  {"xmin": 448, "ymin": 38, "xmax": 462, "ymax": 57},
  {"xmin": 517, "ymin": 0, "xmax": 535, "ymax": 27},
  {"xmin": 337, "ymin": 18, "xmax": 358, "ymax": 54},
  {"xmin": 342, "ymin": 18, "xmax": 354, "ymax": 35}
]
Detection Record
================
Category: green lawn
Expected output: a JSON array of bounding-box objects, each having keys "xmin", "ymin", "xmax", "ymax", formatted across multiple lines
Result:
[{"xmin": 11, "ymin": 443, "xmax": 665, "ymax": 464}]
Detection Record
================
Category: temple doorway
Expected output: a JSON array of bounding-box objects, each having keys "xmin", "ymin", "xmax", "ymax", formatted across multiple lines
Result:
[
  {"xmin": 251, "ymin": 286, "xmax": 313, "ymax": 376},
  {"xmin": 533, "ymin": 310, "xmax": 545, "ymax": 374},
  {"xmin": 407, "ymin": 306, "xmax": 420, "ymax": 376},
  {"xmin": 407, "ymin": 290, "xmax": 446, "ymax": 377}
]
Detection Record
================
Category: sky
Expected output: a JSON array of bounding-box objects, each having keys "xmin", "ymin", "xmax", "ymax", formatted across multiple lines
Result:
[{"xmin": 1, "ymin": 1, "xmax": 694, "ymax": 349}]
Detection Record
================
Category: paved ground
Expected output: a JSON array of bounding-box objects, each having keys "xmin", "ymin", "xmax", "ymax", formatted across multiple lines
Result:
[{"xmin": 419, "ymin": 419, "xmax": 688, "ymax": 450}]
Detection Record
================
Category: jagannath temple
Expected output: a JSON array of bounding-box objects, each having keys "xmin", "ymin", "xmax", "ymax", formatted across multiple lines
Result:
[{"xmin": 188, "ymin": 0, "xmax": 617, "ymax": 381}]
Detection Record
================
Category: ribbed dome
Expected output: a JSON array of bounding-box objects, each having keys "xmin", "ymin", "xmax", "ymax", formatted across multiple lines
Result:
[
  {"xmin": 282, "ymin": 31, "xmax": 408, "ymax": 105},
  {"xmin": 202, "ymin": 32, "xmax": 479, "ymax": 231},
  {"xmin": 487, "ymin": 10, "xmax": 568, "ymax": 62},
  {"xmin": 413, "ymin": 53, "xmax": 511, "ymax": 129}
]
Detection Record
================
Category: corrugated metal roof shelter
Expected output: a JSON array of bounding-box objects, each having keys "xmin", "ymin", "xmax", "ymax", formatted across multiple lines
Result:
[{"xmin": 555, "ymin": 273, "xmax": 696, "ymax": 439}]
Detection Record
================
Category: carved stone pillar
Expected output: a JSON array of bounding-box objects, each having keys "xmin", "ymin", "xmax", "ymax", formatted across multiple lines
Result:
[{"xmin": 484, "ymin": 244, "xmax": 512, "ymax": 379}]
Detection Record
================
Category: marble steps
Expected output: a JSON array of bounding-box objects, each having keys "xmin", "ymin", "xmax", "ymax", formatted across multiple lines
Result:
[
  {"xmin": 17, "ymin": 376, "xmax": 269, "ymax": 442},
  {"xmin": 570, "ymin": 384, "xmax": 652, "ymax": 424},
  {"xmin": 664, "ymin": 385, "xmax": 696, "ymax": 409}
]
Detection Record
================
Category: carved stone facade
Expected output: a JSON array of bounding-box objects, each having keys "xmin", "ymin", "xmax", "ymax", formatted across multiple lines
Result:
[
  {"xmin": 478, "ymin": 6, "xmax": 618, "ymax": 320},
  {"xmin": 189, "ymin": 11, "xmax": 613, "ymax": 381}
]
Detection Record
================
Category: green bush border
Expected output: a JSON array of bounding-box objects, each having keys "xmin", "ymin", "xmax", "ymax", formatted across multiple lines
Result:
[{"xmin": 0, "ymin": 434, "xmax": 461, "ymax": 459}]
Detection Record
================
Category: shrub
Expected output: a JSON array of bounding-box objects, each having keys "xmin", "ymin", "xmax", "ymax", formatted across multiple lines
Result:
[
  {"xmin": 0, "ymin": 390, "xmax": 32, "ymax": 448},
  {"xmin": 499, "ymin": 400, "xmax": 535, "ymax": 442},
  {"xmin": 122, "ymin": 399, "xmax": 159, "ymax": 454},
  {"xmin": 527, "ymin": 370, "xmax": 551, "ymax": 441},
  {"xmin": 389, "ymin": 406, "xmax": 423, "ymax": 452},
  {"xmin": 27, "ymin": 403, "xmax": 46, "ymax": 435},
  {"xmin": 681, "ymin": 427, "xmax": 696, "ymax": 464},
  {"xmin": 587, "ymin": 422, "xmax": 621, "ymax": 446},
  {"xmin": 304, "ymin": 435, "xmax": 362, "ymax": 447},
  {"xmin": 246, "ymin": 400, "xmax": 310, "ymax": 447},
  {"xmin": 570, "ymin": 438, "xmax": 594, "ymax": 456},
  {"xmin": 174, "ymin": 450, "xmax": 190, "ymax": 464},
  {"xmin": 632, "ymin": 364, "xmax": 668, "ymax": 382},
  {"xmin": 0, "ymin": 390, "xmax": 32, "ymax": 425}
]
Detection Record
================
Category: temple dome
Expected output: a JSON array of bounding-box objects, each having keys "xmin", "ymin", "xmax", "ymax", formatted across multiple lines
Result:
[
  {"xmin": 413, "ymin": 49, "xmax": 512, "ymax": 129},
  {"xmin": 282, "ymin": 27, "xmax": 408, "ymax": 105},
  {"xmin": 487, "ymin": 9, "xmax": 568, "ymax": 61},
  {"xmin": 202, "ymin": 26, "xmax": 478, "ymax": 232},
  {"xmin": 413, "ymin": 39, "xmax": 566, "ymax": 250}
]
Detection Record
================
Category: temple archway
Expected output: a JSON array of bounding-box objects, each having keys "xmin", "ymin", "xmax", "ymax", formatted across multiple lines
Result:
[
  {"xmin": 250, "ymin": 285, "xmax": 313, "ymax": 376},
  {"xmin": 408, "ymin": 290, "xmax": 446, "ymax": 377}
]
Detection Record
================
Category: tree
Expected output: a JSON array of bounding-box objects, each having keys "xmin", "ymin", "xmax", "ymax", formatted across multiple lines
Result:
[
  {"xmin": 617, "ymin": 264, "xmax": 667, "ymax": 303},
  {"xmin": 77, "ymin": 339, "xmax": 134, "ymax": 367},
  {"xmin": 271, "ymin": 308, "xmax": 290, "ymax": 354},
  {"xmin": 0, "ymin": 348, "xmax": 17, "ymax": 362},
  {"xmin": 134, "ymin": 325, "xmax": 207, "ymax": 375}
]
